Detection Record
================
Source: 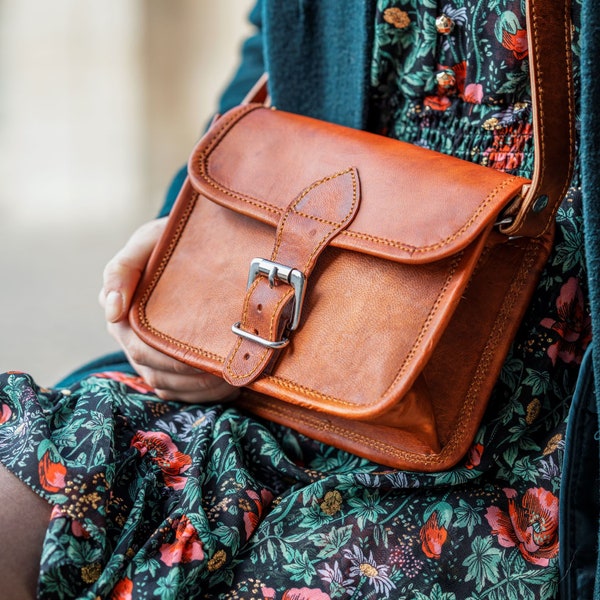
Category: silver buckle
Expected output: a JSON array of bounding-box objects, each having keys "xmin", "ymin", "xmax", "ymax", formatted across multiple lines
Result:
[{"xmin": 231, "ymin": 258, "xmax": 306, "ymax": 348}]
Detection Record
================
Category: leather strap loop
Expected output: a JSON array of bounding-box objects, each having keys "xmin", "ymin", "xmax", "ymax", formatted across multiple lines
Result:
[{"xmin": 242, "ymin": 72, "xmax": 271, "ymax": 106}]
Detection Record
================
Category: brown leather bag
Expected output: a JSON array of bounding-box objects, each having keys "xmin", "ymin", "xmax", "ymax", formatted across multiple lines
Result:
[{"xmin": 130, "ymin": 0, "xmax": 574, "ymax": 471}]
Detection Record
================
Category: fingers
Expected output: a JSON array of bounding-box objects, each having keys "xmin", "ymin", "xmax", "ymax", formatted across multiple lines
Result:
[
  {"xmin": 100, "ymin": 217, "xmax": 238, "ymax": 404},
  {"xmin": 107, "ymin": 320, "xmax": 238, "ymax": 404},
  {"xmin": 136, "ymin": 357, "xmax": 239, "ymax": 404},
  {"xmin": 100, "ymin": 218, "xmax": 168, "ymax": 323},
  {"xmin": 110, "ymin": 321, "xmax": 198, "ymax": 374},
  {"xmin": 153, "ymin": 379, "xmax": 239, "ymax": 403}
]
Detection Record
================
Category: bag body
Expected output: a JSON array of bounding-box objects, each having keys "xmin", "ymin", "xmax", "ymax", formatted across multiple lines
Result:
[{"xmin": 130, "ymin": 105, "xmax": 552, "ymax": 471}]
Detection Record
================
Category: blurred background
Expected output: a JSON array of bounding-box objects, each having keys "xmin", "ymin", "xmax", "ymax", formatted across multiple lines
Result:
[{"xmin": 0, "ymin": 0, "xmax": 255, "ymax": 385}]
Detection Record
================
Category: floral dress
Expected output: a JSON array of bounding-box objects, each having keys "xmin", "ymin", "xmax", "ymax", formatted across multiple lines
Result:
[{"xmin": 0, "ymin": 0, "xmax": 588, "ymax": 598}]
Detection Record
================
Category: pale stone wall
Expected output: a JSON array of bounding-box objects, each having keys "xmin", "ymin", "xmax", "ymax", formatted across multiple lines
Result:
[
  {"xmin": 0, "ymin": 1, "xmax": 255, "ymax": 383},
  {"xmin": 0, "ymin": 0, "xmax": 254, "ymax": 228}
]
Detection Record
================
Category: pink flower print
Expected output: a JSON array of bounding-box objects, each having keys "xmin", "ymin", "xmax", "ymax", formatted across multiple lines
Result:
[
  {"xmin": 0, "ymin": 403, "xmax": 12, "ymax": 425},
  {"xmin": 541, "ymin": 277, "xmax": 591, "ymax": 365},
  {"xmin": 485, "ymin": 487, "xmax": 559, "ymax": 566},
  {"xmin": 159, "ymin": 515, "xmax": 205, "ymax": 566},
  {"xmin": 463, "ymin": 83, "xmax": 484, "ymax": 104},
  {"xmin": 241, "ymin": 488, "xmax": 274, "ymax": 540},
  {"xmin": 131, "ymin": 430, "xmax": 192, "ymax": 490},
  {"xmin": 282, "ymin": 589, "xmax": 331, "ymax": 600}
]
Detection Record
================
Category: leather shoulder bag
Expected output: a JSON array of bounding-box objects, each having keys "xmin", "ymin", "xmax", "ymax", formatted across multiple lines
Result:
[{"xmin": 130, "ymin": 0, "xmax": 574, "ymax": 471}]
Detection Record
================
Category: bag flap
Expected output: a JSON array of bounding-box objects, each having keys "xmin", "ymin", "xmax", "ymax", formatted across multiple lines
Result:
[{"xmin": 188, "ymin": 105, "xmax": 529, "ymax": 264}]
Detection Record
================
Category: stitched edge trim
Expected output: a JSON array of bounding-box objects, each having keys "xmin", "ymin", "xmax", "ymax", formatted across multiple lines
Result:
[
  {"xmin": 240, "ymin": 237, "xmax": 546, "ymax": 467},
  {"xmin": 135, "ymin": 187, "xmax": 224, "ymax": 364},
  {"xmin": 193, "ymin": 107, "xmax": 522, "ymax": 256}
]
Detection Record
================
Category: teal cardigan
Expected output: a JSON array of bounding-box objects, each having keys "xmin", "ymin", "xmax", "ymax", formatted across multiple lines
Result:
[{"xmin": 579, "ymin": 0, "xmax": 600, "ymax": 595}]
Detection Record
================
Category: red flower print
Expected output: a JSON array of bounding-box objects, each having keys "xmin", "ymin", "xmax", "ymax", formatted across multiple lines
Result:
[
  {"xmin": 131, "ymin": 431, "xmax": 192, "ymax": 490},
  {"xmin": 463, "ymin": 83, "xmax": 484, "ymax": 104},
  {"xmin": 485, "ymin": 487, "xmax": 559, "ymax": 566},
  {"xmin": 465, "ymin": 442, "xmax": 484, "ymax": 470},
  {"xmin": 71, "ymin": 518, "xmax": 91, "ymax": 539},
  {"xmin": 110, "ymin": 577, "xmax": 133, "ymax": 600},
  {"xmin": 50, "ymin": 505, "xmax": 63, "ymax": 520},
  {"xmin": 496, "ymin": 11, "xmax": 528, "ymax": 61},
  {"xmin": 262, "ymin": 587, "xmax": 276, "ymax": 600},
  {"xmin": 452, "ymin": 60, "xmax": 467, "ymax": 95},
  {"xmin": 435, "ymin": 68, "xmax": 456, "ymax": 94},
  {"xmin": 38, "ymin": 450, "xmax": 67, "ymax": 493},
  {"xmin": 420, "ymin": 511, "xmax": 448, "ymax": 559},
  {"xmin": 541, "ymin": 277, "xmax": 592, "ymax": 365},
  {"xmin": 483, "ymin": 122, "xmax": 532, "ymax": 172},
  {"xmin": 282, "ymin": 589, "xmax": 331, "ymax": 600},
  {"xmin": 159, "ymin": 515, "xmax": 204, "ymax": 566},
  {"xmin": 0, "ymin": 403, "xmax": 12, "ymax": 425},
  {"xmin": 420, "ymin": 502, "xmax": 453, "ymax": 559},
  {"xmin": 424, "ymin": 95, "xmax": 451, "ymax": 112},
  {"xmin": 502, "ymin": 28, "xmax": 528, "ymax": 60},
  {"xmin": 242, "ymin": 488, "xmax": 274, "ymax": 540},
  {"xmin": 95, "ymin": 371, "xmax": 155, "ymax": 394}
]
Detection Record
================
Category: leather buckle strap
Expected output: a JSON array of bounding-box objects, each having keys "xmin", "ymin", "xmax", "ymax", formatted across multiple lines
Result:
[{"xmin": 224, "ymin": 167, "xmax": 360, "ymax": 387}]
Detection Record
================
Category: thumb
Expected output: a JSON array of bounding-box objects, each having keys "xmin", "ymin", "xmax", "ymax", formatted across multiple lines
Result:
[{"xmin": 100, "ymin": 218, "xmax": 167, "ymax": 322}]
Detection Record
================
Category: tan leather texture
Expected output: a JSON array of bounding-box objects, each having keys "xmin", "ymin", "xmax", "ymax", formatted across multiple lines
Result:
[{"xmin": 129, "ymin": 103, "xmax": 556, "ymax": 471}]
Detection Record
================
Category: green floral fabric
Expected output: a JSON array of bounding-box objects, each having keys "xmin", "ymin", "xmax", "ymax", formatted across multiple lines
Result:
[{"xmin": 0, "ymin": 0, "xmax": 587, "ymax": 598}]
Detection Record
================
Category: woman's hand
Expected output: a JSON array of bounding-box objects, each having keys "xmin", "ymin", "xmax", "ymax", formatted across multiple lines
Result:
[{"xmin": 99, "ymin": 217, "xmax": 238, "ymax": 403}]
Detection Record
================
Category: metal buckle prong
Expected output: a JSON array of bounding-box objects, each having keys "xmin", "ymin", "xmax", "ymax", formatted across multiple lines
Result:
[{"xmin": 231, "ymin": 258, "xmax": 307, "ymax": 349}]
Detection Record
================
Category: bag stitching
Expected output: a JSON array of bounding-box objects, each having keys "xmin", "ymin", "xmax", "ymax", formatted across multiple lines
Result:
[
  {"xmin": 263, "ymin": 251, "xmax": 462, "ymax": 409},
  {"xmin": 244, "ymin": 241, "xmax": 542, "ymax": 466},
  {"xmin": 195, "ymin": 107, "xmax": 522, "ymax": 254}
]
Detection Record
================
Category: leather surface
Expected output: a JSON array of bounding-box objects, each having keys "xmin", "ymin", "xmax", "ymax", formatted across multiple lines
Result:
[
  {"xmin": 129, "ymin": 106, "xmax": 552, "ymax": 471},
  {"xmin": 501, "ymin": 0, "xmax": 575, "ymax": 237},
  {"xmin": 223, "ymin": 167, "xmax": 360, "ymax": 387},
  {"xmin": 190, "ymin": 105, "xmax": 527, "ymax": 263},
  {"xmin": 129, "ymin": 0, "xmax": 573, "ymax": 470}
]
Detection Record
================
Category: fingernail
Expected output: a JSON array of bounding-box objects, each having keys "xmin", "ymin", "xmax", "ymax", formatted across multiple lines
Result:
[{"xmin": 105, "ymin": 291, "xmax": 124, "ymax": 322}]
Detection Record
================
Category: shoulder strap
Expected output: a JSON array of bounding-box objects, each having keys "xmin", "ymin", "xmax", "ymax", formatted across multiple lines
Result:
[
  {"xmin": 242, "ymin": 72, "xmax": 270, "ymax": 106},
  {"xmin": 500, "ymin": 0, "xmax": 575, "ymax": 237}
]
